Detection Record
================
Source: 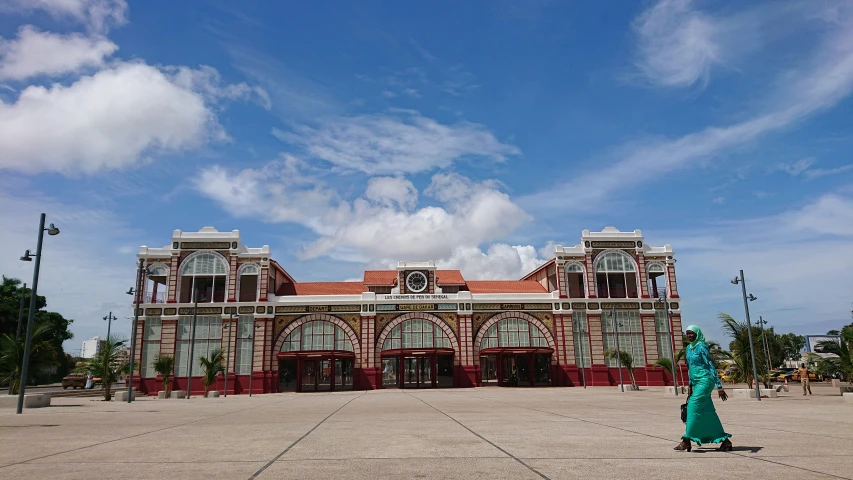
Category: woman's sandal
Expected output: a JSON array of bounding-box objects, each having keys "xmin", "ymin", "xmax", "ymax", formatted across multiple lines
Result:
[
  {"xmin": 718, "ymin": 439, "xmax": 733, "ymax": 452},
  {"xmin": 673, "ymin": 440, "xmax": 691, "ymax": 452}
]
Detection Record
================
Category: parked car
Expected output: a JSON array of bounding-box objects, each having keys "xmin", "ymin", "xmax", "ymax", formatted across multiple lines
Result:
[
  {"xmin": 768, "ymin": 369, "xmax": 788, "ymax": 381},
  {"xmin": 61, "ymin": 374, "xmax": 87, "ymax": 389},
  {"xmin": 790, "ymin": 370, "xmax": 817, "ymax": 382}
]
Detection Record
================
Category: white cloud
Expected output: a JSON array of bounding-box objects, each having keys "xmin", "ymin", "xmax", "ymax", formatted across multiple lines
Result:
[
  {"xmin": 524, "ymin": 9, "xmax": 853, "ymax": 214},
  {"xmin": 632, "ymin": 0, "xmax": 723, "ymax": 88},
  {"xmin": 0, "ymin": 62, "xmax": 247, "ymax": 175},
  {"xmin": 197, "ymin": 165, "xmax": 533, "ymax": 266},
  {"xmin": 167, "ymin": 65, "xmax": 271, "ymax": 110},
  {"xmin": 273, "ymin": 110, "xmax": 520, "ymax": 175},
  {"xmin": 364, "ymin": 177, "xmax": 418, "ymax": 211},
  {"xmin": 712, "ymin": 196, "xmax": 725, "ymax": 204},
  {"xmin": 0, "ymin": 0, "xmax": 128, "ymax": 33},
  {"xmin": 776, "ymin": 157, "xmax": 816, "ymax": 176},
  {"xmin": 438, "ymin": 244, "xmax": 547, "ymax": 280},
  {"xmin": 802, "ymin": 164, "xmax": 853, "ymax": 180},
  {"xmin": 0, "ymin": 25, "xmax": 117, "ymax": 80}
]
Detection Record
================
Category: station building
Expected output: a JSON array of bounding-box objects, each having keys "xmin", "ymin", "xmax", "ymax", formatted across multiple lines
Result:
[{"xmin": 130, "ymin": 226, "xmax": 685, "ymax": 395}]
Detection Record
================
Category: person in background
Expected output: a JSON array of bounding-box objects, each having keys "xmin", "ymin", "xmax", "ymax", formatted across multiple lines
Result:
[
  {"xmin": 674, "ymin": 325, "xmax": 732, "ymax": 452},
  {"xmin": 798, "ymin": 363, "xmax": 812, "ymax": 395}
]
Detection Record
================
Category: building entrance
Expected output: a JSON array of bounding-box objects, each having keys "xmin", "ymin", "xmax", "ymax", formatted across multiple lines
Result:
[
  {"xmin": 479, "ymin": 349, "xmax": 553, "ymax": 387},
  {"xmin": 276, "ymin": 353, "xmax": 354, "ymax": 392},
  {"xmin": 381, "ymin": 350, "xmax": 454, "ymax": 388}
]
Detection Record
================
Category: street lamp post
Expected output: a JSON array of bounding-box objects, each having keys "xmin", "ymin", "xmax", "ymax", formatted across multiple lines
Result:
[
  {"xmin": 126, "ymin": 258, "xmax": 145, "ymax": 403},
  {"xmin": 248, "ymin": 324, "xmax": 261, "ymax": 397},
  {"xmin": 186, "ymin": 289, "xmax": 200, "ymax": 399},
  {"xmin": 223, "ymin": 311, "xmax": 234, "ymax": 397},
  {"xmin": 16, "ymin": 214, "xmax": 60, "ymax": 414},
  {"xmin": 8, "ymin": 282, "xmax": 27, "ymax": 396},
  {"xmin": 610, "ymin": 307, "xmax": 624, "ymax": 392},
  {"xmin": 655, "ymin": 296, "xmax": 679, "ymax": 396},
  {"xmin": 103, "ymin": 312, "xmax": 117, "ymax": 341},
  {"xmin": 758, "ymin": 316, "xmax": 772, "ymax": 371},
  {"xmin": 731, "ymin": 270, "xmax": 762, "ymax": 401}
]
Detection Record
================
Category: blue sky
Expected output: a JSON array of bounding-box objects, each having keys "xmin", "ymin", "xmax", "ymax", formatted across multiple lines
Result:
[{"xmin": 1, "ymin": 0, "xmax": 851, "ymax": 353}]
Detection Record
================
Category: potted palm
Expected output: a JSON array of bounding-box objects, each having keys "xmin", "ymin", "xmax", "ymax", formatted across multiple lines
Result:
[
  {"xmin": 86, "ymin": 335, "xmax": 129, "ymax": 401},
  {"xmin": 604, "ymin": 349, "xmax": 637, "ymax": 390},
  {"xmin": 199, "ymin": 349, "xmax": 225, "ymax": 397},
  {"xmin": 153, "ymin": 354, "xmax": 175, "ymax": 398}
]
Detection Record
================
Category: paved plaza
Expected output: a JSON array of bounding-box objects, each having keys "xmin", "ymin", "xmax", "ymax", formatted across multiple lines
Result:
[{"xmin": 1, "ymin": 385, "xmax": 851, "ymax": 479}]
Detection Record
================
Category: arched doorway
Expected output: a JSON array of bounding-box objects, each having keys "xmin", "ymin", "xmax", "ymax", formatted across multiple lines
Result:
[
  {"xmin": 274, "ymin": 316, "xmax": 359, "ymax": 392},
  {"xmin": 378, "ymin": 315, "xmax": 458, "ymax": 389},
  {"xmin": 475, "ymin": 314, "xmax": 556, "ymax": 387}
]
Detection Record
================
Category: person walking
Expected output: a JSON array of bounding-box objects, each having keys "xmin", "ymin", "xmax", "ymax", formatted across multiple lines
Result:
[
  {"xmin": 674, "ymin": 325, "xmax": 732, "ymax": 452},
  {"xmin": 798, "ymin": 363, "xmax": 812, "ymax": 395}
]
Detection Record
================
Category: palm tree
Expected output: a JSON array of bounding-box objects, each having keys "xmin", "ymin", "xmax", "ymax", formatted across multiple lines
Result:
[
  {"xmin": 812, "ymin": 332, "xmax": 853, "ymax": 383},
  {"xmin": 199, "ymin": 349, "xmax": 225, "ymax": 397},
  {"xmin": 719, "ymin": 312, "xmax": 764, "ymax": 387},
  {"xmin": 604, "ymin": 349, "xmax": 637, "ymax": 389},
  {"xmin": 0, "ymin": 323, "xmax": 58, "ymax": 394},
  {"xmin": 153, "ymin": 354, "xmax": 176, "ymax": 398},
  {"xmin": 86, "ymin": 335, "xmax": 129, "ymax": 401}
]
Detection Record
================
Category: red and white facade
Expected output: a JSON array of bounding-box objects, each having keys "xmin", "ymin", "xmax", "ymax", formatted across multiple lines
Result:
[{"xmin": 131, "ymin": 226, "xmax": 686, "ymax": 395}]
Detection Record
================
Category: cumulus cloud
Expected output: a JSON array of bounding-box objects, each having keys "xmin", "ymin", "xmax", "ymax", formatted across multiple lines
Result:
[
  {"xmin": 273, "ymin": 110, "xmax": 520, "ymax": 175},
  {"xmin": 168, "ymin": 65, "xmax": 271, "ymax": 110},
  {"xmin": 0, "ymin": 25, "xmax": 117, "ymax": 80},
  {"xmin": 197, "ymin": 164, "xmax": 533, "ymax": 267},
  {"xmin": 438, "ymin": 244, "xmax": 547, "ymax": 280},
  {"xmin": 0, "ymin": 62, "xmax": 242, "ymax": 174},
  {"xmin": 1, "ymin": 0, "xmax": 128, "ymax": 33}
]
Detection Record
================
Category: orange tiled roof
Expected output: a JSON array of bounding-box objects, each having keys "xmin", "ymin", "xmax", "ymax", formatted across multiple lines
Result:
[
  {"xmin": 436, "ymin": 270, "xmax": 466, "ymax": 285},
  {"xmin": 293, "ymin": 282, "xmax": 368, "ymax": 295},
  {"xmin": 465, "ymin": 280, "xmax": 548, "ymax": 294},
  {"xmin": 363, "ymin": 270, "xmax": 397, "ymax": 285}
]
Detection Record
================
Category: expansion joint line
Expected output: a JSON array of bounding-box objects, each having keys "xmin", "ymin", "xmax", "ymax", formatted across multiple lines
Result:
[
  {"xmin": 448, "ymin": 392, "xmax": 850, "ymax": 480},
  {"xmin": 403, "ymin": 390, "xmax": 551, "ymax": 480},
  {"xmin": 248, "ymin": 392, "xmax": 365, "ymax": 479}
]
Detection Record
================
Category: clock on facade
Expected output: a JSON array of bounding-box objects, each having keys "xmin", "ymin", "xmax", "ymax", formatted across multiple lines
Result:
[{"xmin": 405, "ymin": 271, "xmax": 428, "ymax": 293}]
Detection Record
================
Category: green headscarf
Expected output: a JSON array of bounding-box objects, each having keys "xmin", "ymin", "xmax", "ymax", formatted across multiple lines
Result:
[{"xmin": 685, "ymin": 324, "xmax": 706, "ymax": 349}]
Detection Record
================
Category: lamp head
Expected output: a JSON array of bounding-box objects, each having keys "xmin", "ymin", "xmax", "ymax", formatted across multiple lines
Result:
[
  {"xmin": 731, "ymin": 277, "xmax": 740, "ymax": 285},
  {"xmin": 20, "ymin": 249, "xmax": 33, "ymax": 261},
  {"xmin": 126, "ymin": 287, "xmax": 134, "ymax": 296},
  {"xmin": 46, "ymin": 223, "xmax": 60, "ymax": 236},
  {"xmin": 748, "ymin": 294, "xmax": 757, "ymax": 302}
]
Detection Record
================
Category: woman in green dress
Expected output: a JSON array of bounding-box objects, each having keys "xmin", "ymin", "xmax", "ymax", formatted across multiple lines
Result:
[{"xmin": 674, "ymin": 324, "xmax": 733, "ymax": 452}]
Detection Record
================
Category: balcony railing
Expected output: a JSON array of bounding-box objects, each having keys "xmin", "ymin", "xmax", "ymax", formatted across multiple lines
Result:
[{"xmin": 145, "ymin": 292, "xmax": 166, "ymax": 304}]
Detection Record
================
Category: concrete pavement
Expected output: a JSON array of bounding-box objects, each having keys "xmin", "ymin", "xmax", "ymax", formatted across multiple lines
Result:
[{"xmin": 0, "ymin": 385, "xmax": 851, "ymax": 479}]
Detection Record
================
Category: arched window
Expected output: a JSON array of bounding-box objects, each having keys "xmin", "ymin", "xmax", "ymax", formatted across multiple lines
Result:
[
  {"xmin": 145, "ymin": 264, "xmax": 169, "ymax": 304},
  {"xmin": 179, "ymin": 252, "xmax": 228, "ymax": 303},
  {"xmin": 382, "ymin": 319, "xmax": 452, "ymax": 350},
  {"xmin": 647, "ymin": 262, "xmax": 667, "ymax": 298},
  {"xmin": 237, "ymin": 263, "xmax": 260, "ymax": 302},
  {"xmin": 594, "ymin": 251, "xmax": 638, "ymax": 298},
  {"xmin": 281, "ymin": 321, "xmax": 353, "ymax": 352},
  {"xmin": 480, "ymin": 318, "xmax": 548, "ymax": 349},
  {"xmin": 564, "ymin": 262, "xmax": 585, "ymax": 298}
]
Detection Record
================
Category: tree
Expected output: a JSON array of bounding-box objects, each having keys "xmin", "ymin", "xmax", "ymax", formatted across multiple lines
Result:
[
  {"xmin": 0, "ymin": 323, "xmax": 58, "ymax": 393},
  {"xmin": 604, "ymin": 349, "xmax": 637, "ymax": 389},
  {"xmin": 780, "ymin": 333, "xmax": 806, "ymax": 362},
  {"xmin": 86, "ymin": 336, "xmax": 129, "ymax": 401},
  {"xmin": 0, "ymin": 276, "xmax": 74, "ymax": 383},
  {"xmin": 812, "ymin": 329, "xmax": 853, "ymax": 383},
  {"xmin": 199, "ymin": 349, "xmax": 225, "ymax": 397},
  {"xmin": 719, "ymin": 312, "xmax": 767, "ymax": 387},
  {"xmin": 153, "ymin": 354, "xmax": 176, "ymax": 398},
  {"xmin": 827, "ymin": 330, "xmax": 841, "ymax": 336}
]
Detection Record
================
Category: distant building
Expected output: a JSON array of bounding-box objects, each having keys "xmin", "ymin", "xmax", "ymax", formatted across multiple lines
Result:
[{"xmin": 81, "ymin": 337, "xmax": 105, "ymax": 359}]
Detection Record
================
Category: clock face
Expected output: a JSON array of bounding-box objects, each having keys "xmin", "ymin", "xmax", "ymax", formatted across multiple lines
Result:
[{"xmin": 406, "ymin": 271, "xmax": 428, "ymax": 293}]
